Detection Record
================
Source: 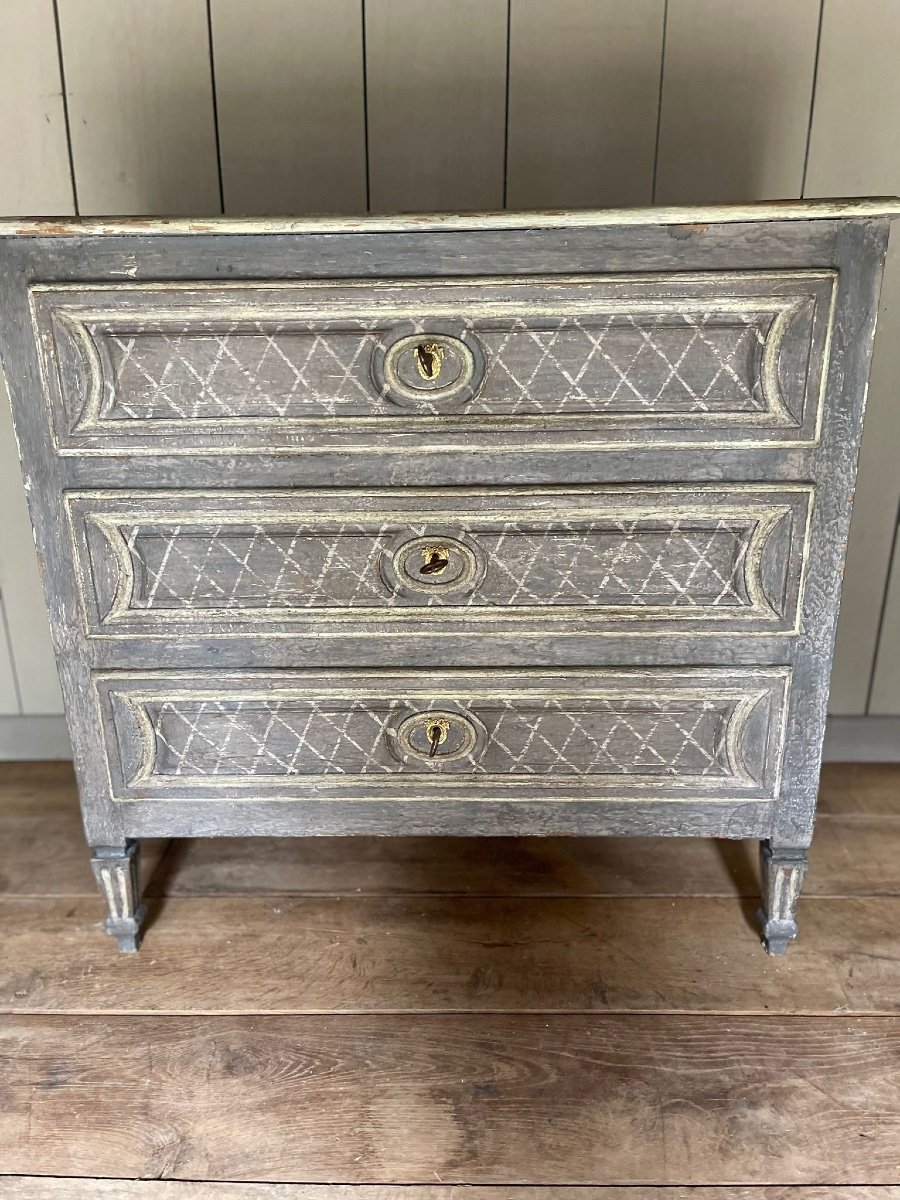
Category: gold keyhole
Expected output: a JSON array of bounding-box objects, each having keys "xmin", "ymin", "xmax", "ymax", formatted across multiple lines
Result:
[
  {"xmin": 420, "ymin": 546, "xmax": 450, "ymax": 576},
  {"xmin": 427, "ymin": 719, "xmax": 450, "ymax": 758},
  {"xmin": 416, "ymin": 342, "xmax": 444, "ymax": 380}
]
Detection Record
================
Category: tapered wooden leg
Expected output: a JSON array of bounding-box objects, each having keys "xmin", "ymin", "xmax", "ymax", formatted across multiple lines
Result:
[
  {"xmin": 90, "ymin": 840, "xmax": 146, "ymax": 952},
  {"xmin": 758, "ymin": 840, "xmax": 808, "ymax": 955}
]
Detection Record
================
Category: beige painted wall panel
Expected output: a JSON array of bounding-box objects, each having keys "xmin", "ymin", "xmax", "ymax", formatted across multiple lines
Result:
[
  {"xmin": 57, "ymin": 0, "xmax": 221, "ymax": 215},
  {"xmin": 655, "ymin": 0, "xmax": 820, "ymax": 204},
  {"xmin": 805, "ymin": 0, "xmax": 900, "ymax": 715},
  {"xmin": 0, "ymin": 601, "xmax": 20, "ymax": 716},
  {"xmin": 0, "ymin": 3, "xmax": 68, "ymax": 713},
  {"xmin": 211, "ymin": 0, "xmax": 366, "ymax": 216},
  {"xmin": 870, "ymin": 523, "xmax": 900, "ymax": 714},
  {"xmin": 506, "ymin": 0, "xmax": 665, "ymax": 209},
  {"xmin": 365, "ymin": 0, "xmax": 507, "ymax": 212},
  {"xmin": 0, "ymin": 377, "xmax": 62, "ymax": 714},
  {"xmin": 0, "ymin": 0, "xmax": 74, "ymax": 216}
]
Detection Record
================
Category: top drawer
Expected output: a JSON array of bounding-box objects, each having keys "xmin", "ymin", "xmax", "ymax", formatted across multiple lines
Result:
[{"xmin": 31, "ymin": 272, "xmax": 834, "ymax": 456}]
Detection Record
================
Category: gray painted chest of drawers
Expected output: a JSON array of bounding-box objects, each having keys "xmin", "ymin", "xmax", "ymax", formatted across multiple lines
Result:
[{"xmin": 2, "ymin": 202, "xmax": 894, "ymax": 953}]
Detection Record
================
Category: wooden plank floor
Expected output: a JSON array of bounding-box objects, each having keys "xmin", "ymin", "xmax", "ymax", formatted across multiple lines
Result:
[{"xmin": 1, "ymin": 763, "xmax": 900, "ymax": 1195}]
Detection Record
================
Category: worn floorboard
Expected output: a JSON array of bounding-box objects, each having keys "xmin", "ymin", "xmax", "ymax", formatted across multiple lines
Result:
[
  {"xmin": 2, "ymin": 1013, "xmax": 899, "ymax": 1183},
  {"xmin": 1, "ymin": 1183, "xmax": 897, "ymax": 1200},
  {"xmin": 1, "ymin": 893, "xmax": 898, "ymax": 1014},
  {"xmin": 2, "ymin": 762, "xmax": 900, "ymax": 1188}
]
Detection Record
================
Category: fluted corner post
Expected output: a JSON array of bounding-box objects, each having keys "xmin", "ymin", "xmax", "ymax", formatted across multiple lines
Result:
[
  {"xmin": 90, "ymin": 840, "xmax": 146, "ymax": 952},
  {"xmin": 757, "ymin": 840, "xmax": 808, "ymax": 955}
]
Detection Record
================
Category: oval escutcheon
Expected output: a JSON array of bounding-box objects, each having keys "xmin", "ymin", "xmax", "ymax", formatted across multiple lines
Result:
[
  {"xmin": 380, "ymin": 529, "xmax": 486, "ymax": 600},
  {"xmin": 387, "ymin": 708, "xmax": 488, "ymax": 769},
  {"xmin": 371, "ymin": 321, "xmax": 486, "ymax": 412}
]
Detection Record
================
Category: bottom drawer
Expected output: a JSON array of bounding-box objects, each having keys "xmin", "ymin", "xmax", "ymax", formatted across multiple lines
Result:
[{"xmin": 96, "ymin": 667, "xmax": 790, "ymax": 808}]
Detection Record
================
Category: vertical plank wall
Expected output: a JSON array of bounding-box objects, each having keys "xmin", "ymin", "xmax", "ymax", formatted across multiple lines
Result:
[
  {"xmin": 0, "ymin": 0, "xmax": 73, "ymax": 723},
  {"xmin": 0, "ymin": 0, "xmax": 898, "ymax": 750}
]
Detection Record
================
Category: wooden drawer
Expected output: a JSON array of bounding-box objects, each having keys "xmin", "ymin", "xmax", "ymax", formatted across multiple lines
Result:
[
  {"xmin": 33, "ymin": 271, "xmax": 834, "ymax": 456},
  {"xmin": 68, "ymin": 485, "xmax": 812, "ymax": 641},
  {"xmin": 96, "ymin": 667, "xmax": 791, "ymax": 806}
]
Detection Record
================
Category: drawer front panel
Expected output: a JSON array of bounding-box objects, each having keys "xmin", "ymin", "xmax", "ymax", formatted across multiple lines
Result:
[
  {"xmin": 34, "ymin": 272, "xmax": 834, "ymax": 454},
  {"xmin": 97, "ymin": 667, "xmax": 790, "ymax": 805},
  {"xmin": 69, "ymin": 486, "xmax": 812, "ymax": 638}
]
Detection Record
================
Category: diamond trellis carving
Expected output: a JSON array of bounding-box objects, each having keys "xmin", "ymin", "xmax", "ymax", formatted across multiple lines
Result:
[
  {"xmin": 93, "ymin": 311, "xmax": 769, "ymax": 421},
  {"xmin": 100, "ymin": 668, "xmax": 791, "ymax": 802},
  {"xmin": 33, "ymin": 275, "xmax": 835, "ymax": 452},
  {"xmin": 70, "ymin": 488, "xmax": 809, "ymax": 637},
  {"xmin": 102, "ymin": 324, "xmax": 384, "ymax": 420},
  {"xmin": 146, "ymin": 696, "xmax": 736, "ymax": 779},
  {"xmin": 473, "ymin": 315, "xmax": 769, "ymax": 415},
  {"xmin": 120, "ymin": 519, "xmax": 754, "ymax": 611}
]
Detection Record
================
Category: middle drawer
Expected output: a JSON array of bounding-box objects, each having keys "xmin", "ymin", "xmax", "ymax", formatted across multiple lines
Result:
[{"xmin": 68, "ymin": 486, "xmax": 811, "ymax": 642}]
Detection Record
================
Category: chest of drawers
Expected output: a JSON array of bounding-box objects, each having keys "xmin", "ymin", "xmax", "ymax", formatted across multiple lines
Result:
[{"xmin": 1, "ymin": 202, "xmax": 894, "ymax": 953}]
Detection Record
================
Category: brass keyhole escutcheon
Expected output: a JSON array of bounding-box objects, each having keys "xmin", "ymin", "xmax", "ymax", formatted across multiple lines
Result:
[
  {"xmin": 420, "ymin": 545, "xmax": 450, "ymax": 576},
  {"xmin": 427, "ymin": 719, "xmax": 450, "ymax": 758},
  {"xmin": 388, "ymin": 708, "xmax": 485, "ymax": 766},
  {"xmin": 416, "ymin": 342, "xmax": 444, "ymax": 381}
]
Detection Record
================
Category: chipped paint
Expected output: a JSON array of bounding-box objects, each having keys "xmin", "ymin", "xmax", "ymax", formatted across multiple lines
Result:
[{"xmin": 3, "ymin": 197, "xmax": 899, "ymax": 238}]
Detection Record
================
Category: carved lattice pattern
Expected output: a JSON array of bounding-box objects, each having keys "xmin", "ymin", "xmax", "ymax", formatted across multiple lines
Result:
[
  {"xmin": 99, "ymin": 310, "xmax": 770, "ymax": 420},
  {"xmin": 126, "ymin": 520, "xmax": 751, "ymax": 610},
  {"xmin": 150, "ymin": 697, "xmax": 734, "ymax": 778}
]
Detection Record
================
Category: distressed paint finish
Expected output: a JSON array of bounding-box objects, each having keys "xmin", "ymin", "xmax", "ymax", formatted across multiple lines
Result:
[
  {"xmin": 67, "ymin": 486, "xmax": 811, "ymax": 639},
  {"xmin": 95, "ymin": 667, "xmax": 789, "ymax": 807},
  {"xmin": 0, "ymin": 206, "xmax": 891, "ymax": 952},
  {"xmin": 32, "ymin": 273, "xmax": 834, "ymax": 455},
  {"xmin": 758, "ymin": 840, "xmax": 809, "ymax": 954},
  {"xmin": 89, "ymin": 840, "xmax": 144, "ymax": 952}
]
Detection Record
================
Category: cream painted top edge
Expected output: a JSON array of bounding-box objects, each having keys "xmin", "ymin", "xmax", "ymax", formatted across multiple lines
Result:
[{"xmin": 1, "ymin": 198, "xmax": 899, "ymax": 237}]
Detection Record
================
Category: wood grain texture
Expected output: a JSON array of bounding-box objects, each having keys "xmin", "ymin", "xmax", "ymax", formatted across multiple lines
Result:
[
  {"xmin": 655, "ymin": 0, "xmax": 820, "ymax": 204},
  {"xmin": 3, "ymin": 1013, "xmax": 900, "ymax": 1181},
  {"xmin": 0, "ymin": 763, "xmax": 899, "ymax": 1187},
  {"xmin": 0, "ymin": 0, "xmax": 74, "ymax": 216},
  {"xmin": 67, "ymin": 486, "xmax": 810, "ymax": 639},
  {"xmin": 4, "ymin": 893, "xmax": 900, "ymax": 1014},
  {"xmin": 56, "ymin": 0, "xmax": 221, "ymax": 215},
  {"xmin": 0, "ymin": 763, "xmax": 162, "ymax": 895},
  {"xmin": 3, "ymin": 1185, "xmax": 898, "ymax": 1200},
  {"xmin": 35, "ymin": 271, "xmax": 834, "ymax": 457},
  {"xmin": 3, "ymin": 198, "xmax": 899, "ymax": 235},
  {"xmin": 364, "ymin": 0, "xmax": 508, "ymax": 211},
  {"xmin": 870, "ymin": 521, "xmax": 900, "ymax": 713},
  {"xmin": 832, "ymin": 234, "xmax": 900, "ymax": 712},
  {"xmin": 816, "ymin": 762, "xmax": 900, "ymax": 815},
  {"xmin": 2, "ymin": 1186, "xmax": 898, "ymax": 1200},
  {"xmin": 211, "ymin": 0, "xmax": 366, "ymax": 216},
  {"xmin": 505, "ymin": 0, "xmax": 665, "ymax": 208},
  {"xmin": 804, "ymin": 2, "xmax": 900, "ymax": 713}
]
